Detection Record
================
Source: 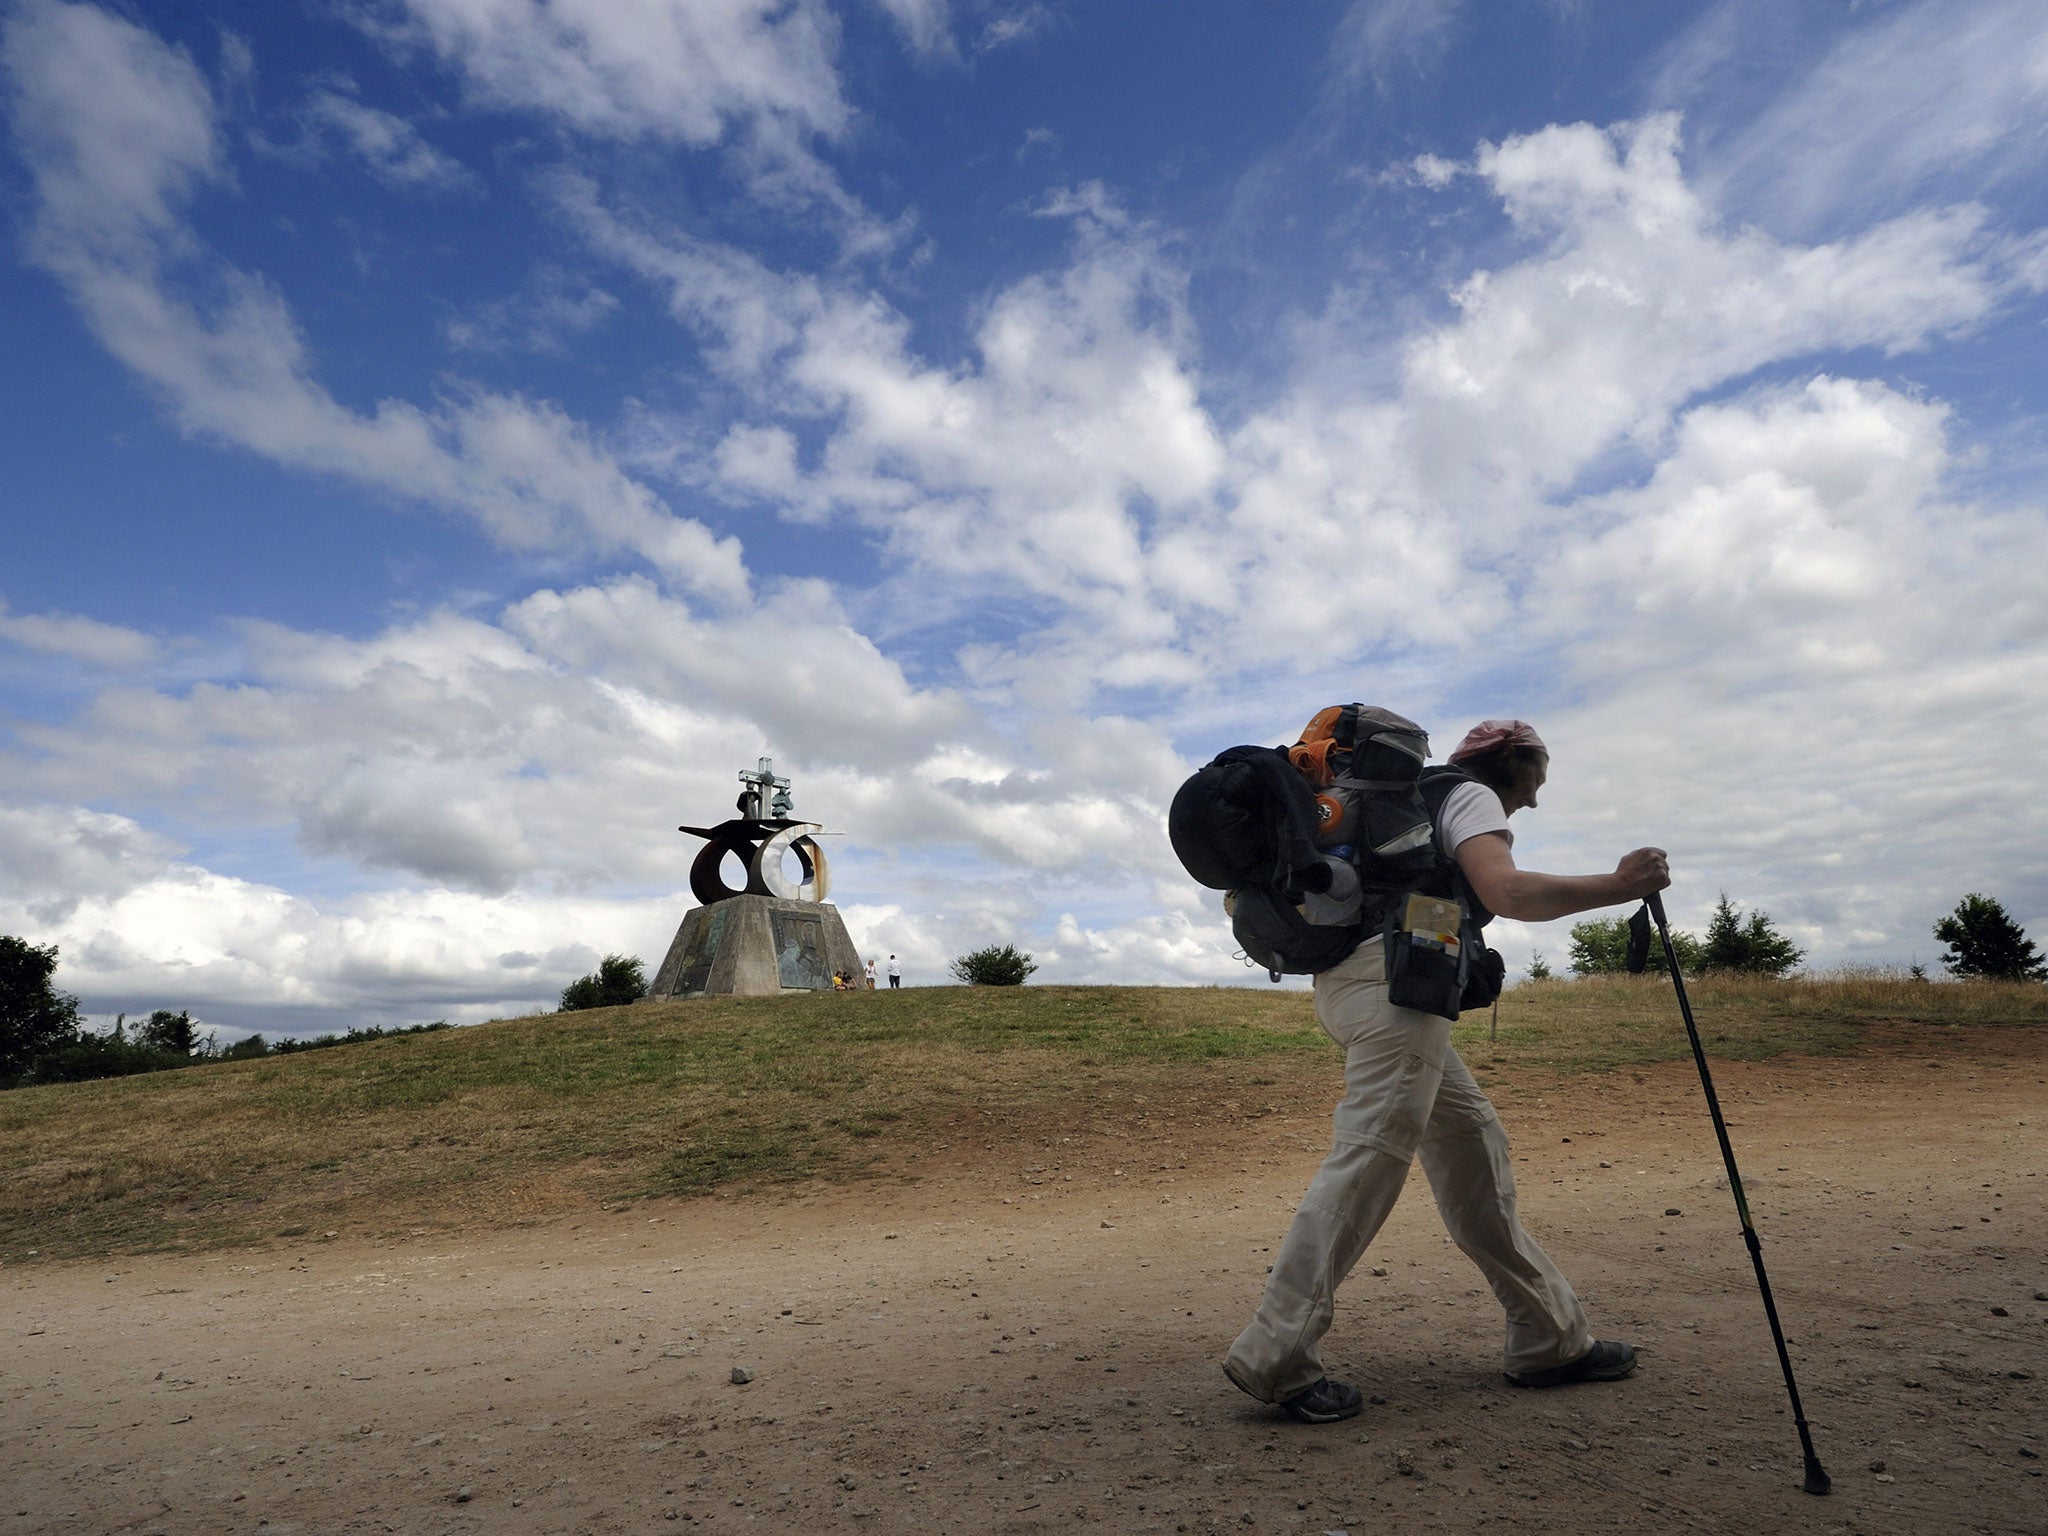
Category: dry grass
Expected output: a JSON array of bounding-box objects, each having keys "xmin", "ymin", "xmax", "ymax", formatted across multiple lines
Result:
[{"xmin": 4, "ymin": 976, "xmax": 2039, "ymax": 1262}]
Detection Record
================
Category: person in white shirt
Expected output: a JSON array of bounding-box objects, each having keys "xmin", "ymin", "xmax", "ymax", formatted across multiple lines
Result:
[
  {"xmin": 886, "ymin": 955, "xmax": 901, "ymax": 988},
  {"xmin": 1224, "ymin": 719, "xmax": 1669, "ymax": 1424},
  {"xmin": 863, "ymin": 958, "xmax": 877, "ymax": 989}
]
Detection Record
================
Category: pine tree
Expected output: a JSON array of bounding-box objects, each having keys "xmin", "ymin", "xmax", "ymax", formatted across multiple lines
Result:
[
  {"xmin": 1696, "ymin": 894, "xmax": 1804, "ymax": 977},
  {"xmin": 1933, "ymin": 894, "xmax": 2046, "ymax": 981}
]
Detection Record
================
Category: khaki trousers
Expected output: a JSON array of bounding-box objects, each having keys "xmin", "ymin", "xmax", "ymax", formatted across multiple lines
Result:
[{"xmin": 1224, "ymin": 941, "xmax": 1593, "ymax": 1402}]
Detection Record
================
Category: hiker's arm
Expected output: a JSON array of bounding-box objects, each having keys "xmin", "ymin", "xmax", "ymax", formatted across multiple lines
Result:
[{"xmin": 1455, "ymin": 834, "xmax": 1668, "ymax": 924}]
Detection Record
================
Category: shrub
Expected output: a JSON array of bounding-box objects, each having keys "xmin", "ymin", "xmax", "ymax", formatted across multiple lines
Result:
[
  {"xmin": 559, "ymin": 954, "xmax": 649, "ymax": 1011},
  {"xmin": 1568, "ymin": 915, "xmax": 1699, "ymax": 976},
  {"xmin": 271, "ymin": 1022, "xmax": 451, "ymax": 1055},
  {"xmin": 951, "ymin": 945, "xmax": 1038, "ymax": 986},
  {"xmin": 21, "ymin": 1030, "xmax": 188, "ymax": 1084}
]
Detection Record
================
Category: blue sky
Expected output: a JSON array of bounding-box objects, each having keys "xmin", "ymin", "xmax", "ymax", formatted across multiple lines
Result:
[{"xmin": 3, "ymin": 0, "xmax": 2046, "ymax": 1036}]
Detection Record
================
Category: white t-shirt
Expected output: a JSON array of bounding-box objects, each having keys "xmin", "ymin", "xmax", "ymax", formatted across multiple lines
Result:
[{"xmin": 1435, "ymin": 780, "xmax": 1512, "ymax": 859}]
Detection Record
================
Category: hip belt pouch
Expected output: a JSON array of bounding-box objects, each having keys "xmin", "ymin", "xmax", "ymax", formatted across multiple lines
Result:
[{"xmin": 1383, "ymin": 892, "xmax": 1468, "ymax": 1020}]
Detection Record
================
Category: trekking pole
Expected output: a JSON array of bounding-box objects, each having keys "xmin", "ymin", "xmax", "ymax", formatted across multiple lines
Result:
[{"xmin": 1635, "ymin": 895, "xmax": 1831, "ymax": 1496}]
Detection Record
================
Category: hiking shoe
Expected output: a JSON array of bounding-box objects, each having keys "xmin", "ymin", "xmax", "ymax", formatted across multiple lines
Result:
[
  {"xmin": 1280, "ymin": 1377, "xmax": 1364, "ymax": 1424},
  {"xmin": 1504, "ymin": 1340, "xmax": 1638, "ymax": 1389}
]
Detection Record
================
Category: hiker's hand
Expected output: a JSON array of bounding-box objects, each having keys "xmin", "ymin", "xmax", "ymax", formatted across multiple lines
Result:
[{"xmin": 1615, "ymin": 847, "xmax": 1669, "ymax": 898}]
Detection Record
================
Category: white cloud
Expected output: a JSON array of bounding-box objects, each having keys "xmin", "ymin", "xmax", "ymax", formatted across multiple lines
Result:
[
  {"xmin": 300, "ymin": 87, "xmax": 474, "ymax": 191},
  {"xmin": 3, "ymin": 1, "xmax": 747, "ymax": 599},
  {"xmin": 870, "ymin": 0, "xmax": 952, "ymax": 57},
  {"xmin": 369, "ymin": 0, "xmax": 850, "ymax": 144},
  {"xmin": 976, "ymin": 5, "xmax": 1056, "ymax": 54},
  {"xmin": 0, "ymin": 599, "xmax": 158, "ymax": 667},
  {"xmin": 444, "ymin": 265, "xmax": 620, "ymax": 354},
  {"xmin": 1332, "ymin": 0, "xmax": 1465, "ymax": 91},
  {"xmin": 1410, "ymin": 151, "xmax": 1460, "ymax": 187},
  {"xmin": 1667, "ymin": 0, "xmax": 2048, "ymax": 237}
]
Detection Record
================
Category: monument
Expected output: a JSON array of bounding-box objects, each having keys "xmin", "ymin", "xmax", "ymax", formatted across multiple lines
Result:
[{"xmin": 646, "ymin": 758, "xmax": 865, "ymax": 998}]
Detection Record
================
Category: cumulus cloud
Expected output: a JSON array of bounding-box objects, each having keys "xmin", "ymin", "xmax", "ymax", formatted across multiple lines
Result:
[{"xmin": 2, "ymin": 0, "xmax": 747, "ymax": 598}]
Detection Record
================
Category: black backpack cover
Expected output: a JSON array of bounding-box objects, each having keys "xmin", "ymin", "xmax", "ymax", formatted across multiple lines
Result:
[{"xmin": 1168, "ymin": 744, "xmax": 1361, "ymax": 979}]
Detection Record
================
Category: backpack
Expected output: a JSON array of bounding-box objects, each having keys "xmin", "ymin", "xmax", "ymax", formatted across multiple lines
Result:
[
  {"xmin": 1167, "ymin": 745, "xmax": 1359, "ymax": 980},
  {"xmin": 1169, "ymin": 706, "xmax": 1506, "ymax": 1015}
]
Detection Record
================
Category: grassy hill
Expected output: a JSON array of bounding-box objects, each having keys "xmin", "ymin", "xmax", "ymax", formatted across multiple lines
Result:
[{"xmin": 4, "ymin": 974, "xmax": 2041, "ymax": 1262}]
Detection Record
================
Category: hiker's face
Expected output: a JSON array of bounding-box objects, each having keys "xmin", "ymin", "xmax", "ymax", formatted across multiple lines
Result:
[{"xmin": 1502, "ymin": 755, "xmax": 1549, "ymax": 816}]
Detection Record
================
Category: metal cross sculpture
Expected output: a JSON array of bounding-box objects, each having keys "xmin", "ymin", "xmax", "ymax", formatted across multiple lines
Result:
[
  {"xmin": 680, "ymin": 757, "xmax": 830, "ymax": 905},
  {"xmin": 735, "ymin": 757, "xmax": 792, "ymax": 821}
]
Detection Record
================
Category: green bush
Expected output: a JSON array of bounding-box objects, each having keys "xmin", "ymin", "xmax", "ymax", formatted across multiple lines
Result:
[
  {"xmin": 559, "ymin": 955, "xmax": 648, "ymax": 1011},
  {"xmin": 270, "ymin": 1022, "xmax": 451, "ymax": 1055},
  {"xmin": 21, "ymin": 1031, "xmax": 189, "ymax": 1084},
  {"xmin": 1568, "ymin": 915, "xmax": 1699, "ymax": 976},
  {"xmin": 950, "ymin": 945, "xmax": 1037, "ymax": 986}
]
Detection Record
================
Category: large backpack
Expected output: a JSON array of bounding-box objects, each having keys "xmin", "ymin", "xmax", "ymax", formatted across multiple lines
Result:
[
  {"xmin": 1167, "ymin": 744, "xmax": 1358, "ymax": 979},
  {"xmin": 1170, "ymin": 706, "xmax": 1505, "ymax": 1013}
]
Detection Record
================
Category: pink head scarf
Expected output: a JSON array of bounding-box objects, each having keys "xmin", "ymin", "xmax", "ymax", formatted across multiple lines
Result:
[{"xmin": 1448, "ymin": 719, "xmax": 1547, "ymax": 764}]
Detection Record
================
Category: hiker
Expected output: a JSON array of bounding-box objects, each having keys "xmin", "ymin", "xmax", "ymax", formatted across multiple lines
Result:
[
  {"xmin": 886, "ymin": 955, "xmax": 901, "ymax": 989},
  {"xmin": 1223, "ymin": 718, "xmax": 1670, "ymax": 1424}
]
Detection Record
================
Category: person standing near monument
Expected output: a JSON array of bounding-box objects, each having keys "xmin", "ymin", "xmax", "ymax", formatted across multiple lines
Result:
[
  {"xmin": 863, "ymin": 957, "xmax": 877, "ymax": 989},
  {"xmin": 887, "ymin": 955, "xmax": 901, "ymax": 989},
  {"xmin": 1222, "ymin": 718, "xmax": 1670, "ymax": 1424}
]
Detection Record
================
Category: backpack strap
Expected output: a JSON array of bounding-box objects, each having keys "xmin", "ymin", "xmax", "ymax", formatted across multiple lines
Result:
[{"xmin": 1419, "ymin": 764, "xmax": 1495, "ymax": 929}]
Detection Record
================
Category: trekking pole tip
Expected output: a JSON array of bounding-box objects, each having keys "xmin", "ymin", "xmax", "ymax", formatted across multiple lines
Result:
[{"xmin": 1802, "ymin": 1457, "xmax": 1832, "ymax": 1496}]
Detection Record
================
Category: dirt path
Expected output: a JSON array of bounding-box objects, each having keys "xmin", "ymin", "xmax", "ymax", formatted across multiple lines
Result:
[{"xmin": 5, "ymin": 1029, "xmax": 2044, "ymax": 1535}]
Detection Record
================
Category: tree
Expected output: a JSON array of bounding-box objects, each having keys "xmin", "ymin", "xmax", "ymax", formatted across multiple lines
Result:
[
  {"xmin": 1526, "ymin": 951, "xmax": 1553, "ymax": 982},
  {"xmin": 559, "ymin": 954, "xmax": 649, "ymax": 1011},
  {"xmin": 1933, "ymin": 894, "xmax": 2046, "ymax": 981},
  {"xmin": 1, "ymin": 936, "xmax": 83, "ymax": 1082},
  {"xmin": 1568, "ymin": 916, "xmax": 1699, "ymax": 977},
  {"xmin": 951, "ymin": 945, "xmax": 1037, "ymax": 986},
  {"xmin": 1696, "ymin": 894, "xmax": 1804, "ymax": 977},
  {"xmin": 136, "ymin": 1009, "xmax": 198, "ymax": 1056}
]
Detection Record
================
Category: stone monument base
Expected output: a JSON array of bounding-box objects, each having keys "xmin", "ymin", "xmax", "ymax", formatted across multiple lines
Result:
[{"xmin": 647, "ymin": 894, "xmax": 865, "ymax": 998}]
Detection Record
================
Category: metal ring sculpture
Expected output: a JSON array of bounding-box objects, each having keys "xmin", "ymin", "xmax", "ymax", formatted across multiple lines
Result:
[{"xmin": 686, "ymin": 819, "xmax": 830, "ymax": 905}]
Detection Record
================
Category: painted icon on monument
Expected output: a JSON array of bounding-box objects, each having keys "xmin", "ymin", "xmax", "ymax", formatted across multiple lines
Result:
[
  {"xmin": 647, "ymin": 758, "xmax": 865, "ymax": 1000},
  {"xmin": 771, "ymin": 910, "xmax": 828, "ymax": 989}
]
